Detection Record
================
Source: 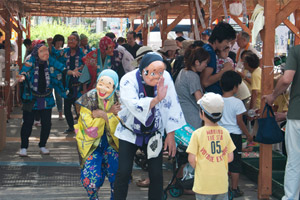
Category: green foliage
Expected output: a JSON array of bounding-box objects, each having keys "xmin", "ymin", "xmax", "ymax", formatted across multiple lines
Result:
[{"xmin": 31, "ymin": 22, "xmax": 106, "ymax": 48}]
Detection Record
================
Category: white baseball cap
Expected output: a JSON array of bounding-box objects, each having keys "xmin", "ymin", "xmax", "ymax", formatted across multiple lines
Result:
[{"xmin": 197, "ymin": 92, "xmax": 224, "ymax": 119}]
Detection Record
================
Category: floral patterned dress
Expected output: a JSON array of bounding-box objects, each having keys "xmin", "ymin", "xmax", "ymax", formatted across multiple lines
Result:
[{"xmin": 75, "ymin": 89, "xmax": 119, "ymax": 200}]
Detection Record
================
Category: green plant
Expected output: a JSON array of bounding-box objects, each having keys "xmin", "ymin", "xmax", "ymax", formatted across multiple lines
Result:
[{"xmin": 31, "ymin": 22, "xmax": 106, "ymax": 48}]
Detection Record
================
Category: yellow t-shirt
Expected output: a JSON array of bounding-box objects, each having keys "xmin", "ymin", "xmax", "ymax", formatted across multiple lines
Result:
[
  {"xmin": 251, "ymin": 67, "xmax": 262, "ymax": 109},
  {"xmin": 186, "ymin": 126, "xmax": 236, "ymax": 195}
]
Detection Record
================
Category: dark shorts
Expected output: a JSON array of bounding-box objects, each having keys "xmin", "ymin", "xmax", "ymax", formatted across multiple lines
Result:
[{"xmin": 229, "ymin": 133, "xmax": 242, "ymax": 173}]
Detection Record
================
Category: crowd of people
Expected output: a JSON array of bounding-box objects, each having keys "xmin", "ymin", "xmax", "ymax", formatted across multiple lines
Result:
[{"xmin": 13, "ymin": 20, "xmax": 299, "ymax": 200}]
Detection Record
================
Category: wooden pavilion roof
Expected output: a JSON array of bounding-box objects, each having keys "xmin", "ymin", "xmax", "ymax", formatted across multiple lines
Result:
[{"xmin": 0, "ymin": 0, "xmax": 289, "ymax": 19}]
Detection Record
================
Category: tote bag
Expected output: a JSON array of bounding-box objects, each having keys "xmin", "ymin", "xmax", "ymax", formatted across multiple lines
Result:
[{"xmin": 256, "ymin": 104, "xmax": 284, "ymax": 144}]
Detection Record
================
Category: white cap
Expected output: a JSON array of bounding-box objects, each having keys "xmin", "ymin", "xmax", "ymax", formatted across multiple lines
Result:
[{"xmin": 197, "ymin": 92, "xmax": 224, "ymax": 119}]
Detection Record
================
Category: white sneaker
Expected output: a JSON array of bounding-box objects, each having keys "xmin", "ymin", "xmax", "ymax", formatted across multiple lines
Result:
[
  {"xmin": 34, "ymin": 120, "xmax": 41, "ymax": 127},
  {"xmin": 19, "ymin": 148, "xmax": 28, "ymax": 157},
  {"xmin": 40, "ymin": 147, "xmax": 50, "ymax": 155}
]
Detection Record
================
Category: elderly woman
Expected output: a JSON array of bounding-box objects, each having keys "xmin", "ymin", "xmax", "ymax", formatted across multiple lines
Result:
[
  {"xmin": 79, "ymin": 33, "xmax": 92, "ymax": 54},
  {"xmin": 17, "ymin": 44, "xmax": 78, "ymax": 156},
  {"xmin": 75, "ymin": 69, "xmax": 120, "ymax": 200},
  {"xmin": 114, "ymin": 52, "xmax": 186, "ymax": 200},
  {"xmin": 56, "ymin": 32, "xmax": 86, "ymax": 134},
  {"xmin": 80, "ymin": 36, "xmax": 124, "ymax": 92}
]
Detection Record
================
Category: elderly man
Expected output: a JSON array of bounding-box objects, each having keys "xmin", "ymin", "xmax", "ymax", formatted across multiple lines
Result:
[
  {"xmin": 122, "ymin": 31, "xmax": 141, "ymax": 58},
  {"xmin": 264, "ymin": 45, "xmax": 300, "ymax": 200},
  {"xmin": 236, "ymin": 31, "xmax": 261, "ymax": 70}
]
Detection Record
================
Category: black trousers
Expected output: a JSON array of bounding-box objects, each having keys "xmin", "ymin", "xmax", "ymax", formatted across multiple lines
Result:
[
  {"xmin": 20, "ymin": 109, "xmax": 52, "ymax": 148},
  {"xmin": 64, "ymin": 97, "xmax": 77, "ymax": 130},
  {"xmin": 114, "ymin": 139, "xmax": 163, "ymax": 200}
]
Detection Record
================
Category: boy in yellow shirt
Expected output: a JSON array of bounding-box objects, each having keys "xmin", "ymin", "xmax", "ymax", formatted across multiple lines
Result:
[{"xmin": 187, "ymin": 93, "xmax": 236, "ymax": 200}]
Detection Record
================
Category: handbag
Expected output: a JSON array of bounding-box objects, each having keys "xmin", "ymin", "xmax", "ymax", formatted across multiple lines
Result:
[
  {"xmin": 174, "ymin": 124, "xmax": 195, "ymax": 147},
  {"xmin": 255, "ymin": 104, "xmax": 284, "ymax": 144}
]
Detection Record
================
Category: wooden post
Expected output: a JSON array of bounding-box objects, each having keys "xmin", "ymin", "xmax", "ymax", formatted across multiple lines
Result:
[
  {"xmin": 142, "ymin": 15, "xmax": 148, "ymax": 46},
  {"xmin": 160, "ymin": 9, "xmax": 168, "ymax": 45},
  {"xmin": 17, "ymin": 16, "xmax": 23, "ymax": 67},
  {"xmin": 258, "ymin": 0, "xmax": 276, "ymax": 198},
  {"xmin": 17, "ymin": 15, "xmax": 23, "ymax": 105},
  {"xmin": 189, "ymin": 1, "xmax": 194, "ymax": 38},
  {"xmin": 4, "ymin": 9, "xmax": 12, "ymax": 118},
  {"xmin": 26, "ymin": 16, "xmax": 31, "ymax": 39},
  {"xmin": 294, "ymin": 9, "xmax": 300, "ymax": 45}
]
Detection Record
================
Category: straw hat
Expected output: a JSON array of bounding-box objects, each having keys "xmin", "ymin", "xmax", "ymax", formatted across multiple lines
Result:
[
  {"xmin": 159, "ymin": 39, "xmax": 180, "ymax": 53},
  {"xmin": 131, "ymin": 46, "xmax": 153, "ymax": 68},
  {"xmin": 178, "ymin": 39, "xmax": 194, "ymax": 56}
]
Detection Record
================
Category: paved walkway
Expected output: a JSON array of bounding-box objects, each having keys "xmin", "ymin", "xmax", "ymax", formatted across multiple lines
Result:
[{"xmin": 0, "ymin": 107, "xmax": 276, "ymax": 200}]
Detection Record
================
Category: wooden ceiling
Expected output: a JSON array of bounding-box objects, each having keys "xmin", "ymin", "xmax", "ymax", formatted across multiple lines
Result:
[{"xmin": 0, "ymin": 0, "xmax": 291, "ymax": 19}]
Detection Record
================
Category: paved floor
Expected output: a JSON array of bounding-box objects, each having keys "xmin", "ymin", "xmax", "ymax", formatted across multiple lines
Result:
[{"xmin": 0, "ymin": 107, "xmax": 276, "ymax": 200}]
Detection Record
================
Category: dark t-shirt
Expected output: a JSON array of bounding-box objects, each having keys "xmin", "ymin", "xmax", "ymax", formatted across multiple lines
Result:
[
  {"xmin": 38, "ymin": 63, "xmax": 46, "ymax": 93},
  {"xmin": 122, "ymin": 43, "xmax": 141, "ymax": 58},
  {"xmin": 285, "ymin": 45, "xmax": 300, "ymax": 120},
  {"xmin": 69, "ymin": 55, "xmax": 76, "ymax": 70},
  {"xmin": 202, "ymin": 44, "xmax": 222, "ymax": 95}
]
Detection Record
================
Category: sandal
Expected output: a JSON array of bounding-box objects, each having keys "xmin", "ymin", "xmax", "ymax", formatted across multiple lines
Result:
[{"xmin": 136, "ymin": 178, "xmax": 150, "ymax": 187}]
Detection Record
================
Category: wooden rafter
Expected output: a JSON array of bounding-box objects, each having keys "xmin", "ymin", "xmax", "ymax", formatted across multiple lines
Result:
[
  {"xmin": 275, "ymin": 0, "xmax": 300, "ymax": 27},
  {"xmin": 230, "ymin": 15, "xmax": 251, "ymax": 35},
  {"xmin": 134, "ymin": 23, "xmax": 143, "ymax": 33},
  {"xmin": 283, "ymin": 19, "xmax": 300, "ymax": 39},
  {"xmin": 165, "ymin": 8, "xmax": 190, "ymax": 33},
  {"xmin": 150, "ymin": 17, "xmax": 161, "ymax": 32}
]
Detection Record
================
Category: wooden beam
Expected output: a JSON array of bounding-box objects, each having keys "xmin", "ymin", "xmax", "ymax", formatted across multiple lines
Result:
[
  {"xmin": 230, "ymin": 15, "xmax": 251, "ymax": 35},
  {"xmin": 164, "ymin": 8, "xmax": 189, "ymax": 33},
  {"xmin": 275, "ymin": 0, "xmax": 300, "ymax": 27},
  {"xmin": 29, "ymin": 12, "xmax": 132, "ymax": 18},
  {"xmin": 4, "ymin": 9, "xmax": 12, "ymax": 119},
  {"xmin": 141, "ymin": 0, "xmax": 189, "ymax": 16},
  {"xmin": 294, "ymin": 9, "xmax": 300, "ymax": 45},
  {"xmin": 26, "ymin": 16, "xmax": 30, "ymax": 39},
  {"xmin": 211, "ymin": 3, "xmax": 224, "ymax": 27},
  {"xmin": 283, "ymin": 19, "xmax": 300, "ymax": 40},
  {"xmin": 134, "ymin": 23, "xmax": 143, "ymax": 33},
  {"xmin": 189, "ymin": 1, "xmax": 194, "ymax": 33},
  {"xmin": 258, "ymin": 0, "xmax": 276, "ymax": 198},
  {"xmin": 150, "ymin": 17, "xmax": 161, "ymax": 32},
  {"xmin": 160, "ymin": 9, "xmax": 168, "ymax": 45},
  {"xmin": 17, "ymin": 14, "xmax": 22, "ymax": 67},
  {"xmin": 142, "ymin": 15, "xmax": 148, "ymax": 46}
]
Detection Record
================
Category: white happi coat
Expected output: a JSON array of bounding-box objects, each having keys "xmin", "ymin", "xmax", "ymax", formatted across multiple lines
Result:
[{"xmin": 115, "ymin": 69, "xmax": 186, "ymax": 144}]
